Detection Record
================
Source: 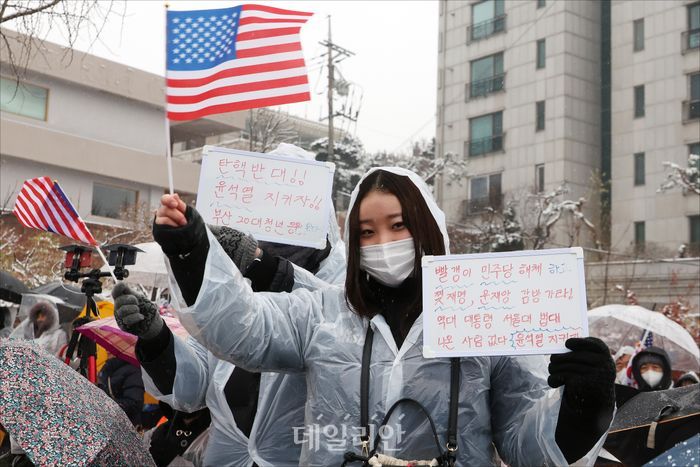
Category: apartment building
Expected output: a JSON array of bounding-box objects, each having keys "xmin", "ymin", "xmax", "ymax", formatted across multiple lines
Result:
[
  {"xmin": 436, "ymin": 0, "xmax": 700, "ymax": 254},
  {"xmin": 610, "ymin": 0, "xmax": 700, "ymax": 255}
]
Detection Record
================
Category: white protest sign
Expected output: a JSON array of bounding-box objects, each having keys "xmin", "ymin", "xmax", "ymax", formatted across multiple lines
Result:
[
  {"xmin": 196, "ymin": 145, "xmax": 335, "ymax": 249},
  {"xmin": 422, "ymin": 247, "xmax": 588, "ymax": 358}
]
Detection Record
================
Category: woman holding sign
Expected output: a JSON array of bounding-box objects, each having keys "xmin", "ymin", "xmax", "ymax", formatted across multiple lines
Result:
[{"xmin": 141, "ymin": 167, "xmax": 615, "ymax": 465}]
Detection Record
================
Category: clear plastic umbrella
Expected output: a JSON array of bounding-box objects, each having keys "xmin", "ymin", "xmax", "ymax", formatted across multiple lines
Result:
[{"xmin": 588, "ymin": 304, "xmax": 700, "ymax": 371}]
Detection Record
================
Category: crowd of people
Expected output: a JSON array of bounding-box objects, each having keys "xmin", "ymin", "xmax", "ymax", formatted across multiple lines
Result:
[{"xmin": 0, "ymin": 161, "xmax": 698, "ymax": 466}]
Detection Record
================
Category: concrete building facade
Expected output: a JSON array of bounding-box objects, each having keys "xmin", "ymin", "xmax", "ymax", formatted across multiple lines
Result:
[
  {"xmin": 609, "ymin": 0, "xmax": 700, "ymax": 256},
  {"xmin": 436, "ymin": 0, "xmax": 700, "ymax": 255}
]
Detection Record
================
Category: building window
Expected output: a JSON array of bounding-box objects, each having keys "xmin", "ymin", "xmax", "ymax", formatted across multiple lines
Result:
[
  {"xmin": 536, "ymin": 39, "xmax": 546, "ymax": 69},
  {"xmin": 634, "ymin": 221, "xmax": 645, "ymax": 247},
  {"xmin": 633, "ymin": 152, "xmax": 645, "ymax": 186},
  {"xmin": 690, "ymin": 142, "xmax": 700, "ymax": 158},
  {"xmin": 468, "ymin": 0, "xmax": 505, "ymax": 43},
  {"xmin": 686, "ymin": 72, "xmax": 700, "ymax": 121},
  {"xmin": 690, "ymin": 215, "xmax": 700, "ymax": 248},
  {"xmin": 686, "ymin": 2, "xmax": 700, "ymax": 51},
  {"xmin": 468, "ymin": 111, "xmax": 504, "ymax": 156},
  {"xmin": 537, "ymin": 0, "xmax": 546, "ymax": 9},
  {"xmin": 536, "ymin": 101, "xmax": 545, "ymax": 131},
  {"xmin": 633, "ymin": 18, "xmax": 645, "ymax": 51},
  {"xmin": 469, "ymin": 173, "xmax": 503, "ymax": 213},
  {"xmin": 91, "ymin": 183, "xmax": 137, "ymax": 219},
  {"xmin": 535, "ymin": 164, "xmax": 545, "ymax": 193},
  {"xmin": 469, "ymin": 52, "xmax": 504, "ymax": 98},
  {"xmin": 0, "ymin": 76, "xmax": 48, "ymax": 120},
  {"xmin": 634, "ymin": 85, "xmax": 645, "ymax": 118}
]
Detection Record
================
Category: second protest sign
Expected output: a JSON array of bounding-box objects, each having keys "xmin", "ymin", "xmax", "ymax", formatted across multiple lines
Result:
[{"xmin": 421, "ymin": 247, "xmax": 588, "ymax": 358}]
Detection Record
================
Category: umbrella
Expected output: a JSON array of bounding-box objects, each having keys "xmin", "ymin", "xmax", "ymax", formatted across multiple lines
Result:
[
  {"xmin": 30, "ymin": 281, "xmax": 86, "ymax": 311},
  {"xmin": 0, "ymin": 339, "xmax": 155, "ymax": 466},
  {"xmin": 604, "ymin": 385, "xmax": 700, "ymax": 465},
  {"xmin": 76, "ymin": 315, "xmax": 189, "ymax": 367},
  {"xmin": 101, "ymin": 242, "xmax": 169, "ymax": 289},
  {"xmin": 588, "ymin": 304, "xmax": 700, "ymax": 371},
  {"xmin": 644, "ymin": 433, "xmax": 700, "ymax": 466},
  {"xmin": 0, "ymin": 270, "xmax": 30, "ymax": 304}
]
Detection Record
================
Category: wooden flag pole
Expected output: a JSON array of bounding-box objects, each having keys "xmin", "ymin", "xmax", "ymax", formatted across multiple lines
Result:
[{"xmin": 164, "ymin": 2, "xmax": 175, "ymax": 195}]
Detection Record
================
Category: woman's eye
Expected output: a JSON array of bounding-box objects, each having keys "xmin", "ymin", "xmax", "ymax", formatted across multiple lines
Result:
[
  {"xmin": 360, "ymin": 229, "xmax": 373, "ymax": 237},
  {"xmin": 392, "ymin": 222, "xmax": 405, "ymax": 230}
]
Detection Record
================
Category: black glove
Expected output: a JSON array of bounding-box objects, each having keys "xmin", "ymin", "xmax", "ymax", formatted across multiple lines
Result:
[
  {"xmin": 153, "ymin": 206, "xmax": 207, "ymax": 257},
  {"xmin": 112, "ymin": 283, "xmax": 164, "ymax": 340},
  {"xmin": 548, "ymin": 337, "xmax": 616, "ymax": 416},
  {"xmin": 208, "ymin": 224, "xmax": 259, "ymax": 273}
]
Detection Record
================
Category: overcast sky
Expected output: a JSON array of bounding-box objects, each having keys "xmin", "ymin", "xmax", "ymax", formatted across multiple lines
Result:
[{"xmin": 36, "ymin": 0, "xmax": 439, "ymax": 153}]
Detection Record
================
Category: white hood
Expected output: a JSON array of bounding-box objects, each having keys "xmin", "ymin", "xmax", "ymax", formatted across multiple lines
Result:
[{"xmin": 344, "ymin": 166, "xmax": 450, "ymax": 254}]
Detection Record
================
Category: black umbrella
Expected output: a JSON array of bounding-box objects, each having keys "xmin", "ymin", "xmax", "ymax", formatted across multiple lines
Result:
[
  {"xmin": 30, "ymin": 281, "xmax": 86, "ymax": 310},
  {"xmin": 604, "ymin": 385, "xmax": 700, "ymax": 465},
  {"xmin": 0, "ymin": 270, "xmax": 29, "ymax": 304},
  {"xmin": 644, "ymin": 433, "xmax": 700, "ymax": 466}
]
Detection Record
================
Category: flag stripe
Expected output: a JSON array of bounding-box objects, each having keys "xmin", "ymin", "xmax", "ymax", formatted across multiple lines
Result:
[
  {"xmin": 167, "ymin": 75, "xmax": 308, "ymax": 104},
  {"xmin": 13, "ymin": 198, "xmax": 40, "ymax": 229},
  {"xmin": 241, "ymin": 4, "xmax": 313, "ymax": 17},
  {"xmin": 167, "ymin": 66, "xmax": 307, "ymax": 95},
  {"xmin": 236, "ymin": 26, "xmax": 301, "ymax": 42},
  {"xmin": 167, "ymin": 83, "xmax": 309, "ymax": 113},
  {"xmin": 20, "ymin": 182, "xmax": 61, "ymax": 234},
  {"xmin": 238, "ymin": 16, "xmax": 308, "ymax": 26},
  {"xmin": 167, "ymin": 57, "xmax": 306, "ymax": 87},
  {"xmin": 235, "ymin": 34, "xmax": 300, "ymax": 50},
  {"xmin": 167, "ymin": 91, "xmax": 310, "ymax": 121},
  {"xmin": 236, "ymin": 41, "xmax": 301, "ymax": 59},
  {"xmin": 33, "ymin": 177, "xmax": 79, "ymax": 240}
]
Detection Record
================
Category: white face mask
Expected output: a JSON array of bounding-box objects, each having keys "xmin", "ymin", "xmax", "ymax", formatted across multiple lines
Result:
[
  {"xmin": 360, "ymin": 237, "xmax": 415, "ymax": 287},
  {"xmin": 641, "ymin": 369, "xmax": 663, "ymax": 388}
]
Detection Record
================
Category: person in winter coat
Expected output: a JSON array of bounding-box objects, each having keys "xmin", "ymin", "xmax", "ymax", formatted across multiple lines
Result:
[
  {"xmin": 98, "ymin": 356, "xmax": 145, "ymax": 426},
  {"xmin": 9, "ymin": 301, "xmax": 66, "ymax": 356},
  {"xmin": 630, "ymin": 346, "xmax": 673, "ymax": 391},
  {"xmin": 138, "ymin": 167, "xmax": 615, "ymax": 465},
  {"xmin": 675, "ymin": 371, "xmax": 699, "ymax": 387}
]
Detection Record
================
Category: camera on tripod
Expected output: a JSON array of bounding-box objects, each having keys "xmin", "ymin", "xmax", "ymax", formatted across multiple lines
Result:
[
  {"xmin": 60, "ymin": 244, "xmax": 142, "ymax": 283},
  {"xmin": 59, "ymin": 243, "xmax": 143, "ymax": 383}
]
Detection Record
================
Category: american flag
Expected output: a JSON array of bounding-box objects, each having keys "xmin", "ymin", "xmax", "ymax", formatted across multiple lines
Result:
[
  {"xmin": 166, "ymin": 4, "xmax": 313, "ymax": 121},
  {"xmin": 642, "ymin": 329, "xmax": 654, "ymax": 348},
  {"xmin": 12, "ymin": 177, "xmax": 98, "ymax": 246}
]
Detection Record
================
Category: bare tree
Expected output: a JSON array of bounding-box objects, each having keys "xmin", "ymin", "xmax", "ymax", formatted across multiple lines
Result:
[
  {"xmin": 246, "ymin": 108, "xmax": 297, "ymax": 153},
  {"xmin": 658, "ymin": 153, "xmax": 700, "ymax": 196},
  {"xmin": 1, "ymin": 0, "xmax": 125, "ymax": 80}
]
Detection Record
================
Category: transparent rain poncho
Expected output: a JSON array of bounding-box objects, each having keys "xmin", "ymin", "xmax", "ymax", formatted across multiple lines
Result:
[
  {"xmin": 170, "ymin": 167, "xmax": 608, "ymax": 466},
  {"xmin": 144, "ymin": 204, "xmax": 346, "ymax": 466}
]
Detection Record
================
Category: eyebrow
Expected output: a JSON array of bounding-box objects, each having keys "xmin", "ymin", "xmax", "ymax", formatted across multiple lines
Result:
[{"xmin": 359, "ymin": 212, "xmax": 403, "ymax": 224}]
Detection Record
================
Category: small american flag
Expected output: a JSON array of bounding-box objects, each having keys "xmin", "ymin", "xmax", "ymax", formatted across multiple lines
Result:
[
  {"xmin": 12, "ymin": 177, "xmax": 98, "ymax": 246},
  {"xmin": 166, "ymin": 4, "xmax": 313, "ymax": 121}
]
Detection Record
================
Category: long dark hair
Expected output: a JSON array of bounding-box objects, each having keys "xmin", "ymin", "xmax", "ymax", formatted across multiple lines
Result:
[{"xmin": 345, "ymin": 170, "xmax": 446, "ymax": 330}]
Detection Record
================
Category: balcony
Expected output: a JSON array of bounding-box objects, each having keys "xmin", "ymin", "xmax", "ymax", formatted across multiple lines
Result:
[
  {"xmin": 466, "ymin": 73, "xmax": 505, "ymax": 100},
  {"xmin": 464, "ymin": 193, "xmax": 504, "ymax": 215},
  {"xmin": 682, "ymin": 99, "xmax": 700, "ymax": 122},
  {"xmin": 466, "ymin": 14, "xmax": 506, "ymax": 44},
  {"xmin": 466, "ymin": 133, "xmax": 505, "ymax": 157},
  {"xmin": 681, "ymin": 28, "xmax": 700, "ymax": 54}
]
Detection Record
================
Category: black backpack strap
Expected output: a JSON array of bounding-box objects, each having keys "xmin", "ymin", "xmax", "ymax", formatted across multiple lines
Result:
[
  {"xmin": 360, "ymin": 325, "xmax": 374, "ymax": 456},
  {"xmin": 446, "ymin": 357, "xmax": 460, "ymax": 458}
]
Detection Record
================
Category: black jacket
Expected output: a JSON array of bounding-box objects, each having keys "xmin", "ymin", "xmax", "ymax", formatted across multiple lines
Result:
[
  {"xmin": 631, "ymin": 346, "xmax": 673, "ymax": 391},
  {"xmin": 98, "ymin": 357, "xmax": 144, "ymax": 425}
]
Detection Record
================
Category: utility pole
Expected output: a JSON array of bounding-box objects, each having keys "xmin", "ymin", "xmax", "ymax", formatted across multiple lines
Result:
[
  {"xmin": 326, "ymin": 16, "xmax": 334, "ymax": 160},
  {"xmin": 320, "ymin": 16, "xmax": 354, "ymax": 161}
]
